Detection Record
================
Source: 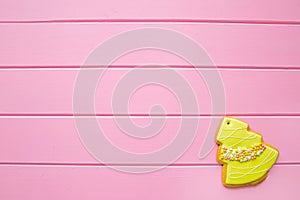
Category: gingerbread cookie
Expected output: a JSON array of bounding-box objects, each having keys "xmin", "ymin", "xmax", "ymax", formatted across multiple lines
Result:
[{"xmin": 216, "ymin": 117, "xmax": 279, "ymax": 187}]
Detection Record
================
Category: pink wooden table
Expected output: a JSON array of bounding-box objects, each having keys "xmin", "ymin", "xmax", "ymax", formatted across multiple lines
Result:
[{"xmin": 0, "ymin": 0, "xmax": 300, "ymax": 199}]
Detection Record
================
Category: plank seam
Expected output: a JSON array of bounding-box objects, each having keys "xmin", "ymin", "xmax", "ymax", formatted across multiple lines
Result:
[
  {"xmin": 0, "ymin": 66, "xmax": 300, "ymax": 70},
  {"xmin": 0, "ymin": 163, "xmax": 298, "ymax": 167},
  {"xmin": 1, "ymin": 19, "xmax": 300, "ymax": 25},
  {"xmin": 0, "ymin": 114, "xmax": 300, "ymax": 117}
]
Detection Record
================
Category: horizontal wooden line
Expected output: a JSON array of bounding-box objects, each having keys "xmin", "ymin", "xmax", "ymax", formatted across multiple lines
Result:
[
  {"xmin": 0, "ymin": 162, "xmax": 298, "ymax": 167},
  {"xmin": 0, "ymin": 162, "xmax": 218, "ymax": 167},
  {"xmin": 0, "ymin": 114, "xmax": 300, "ymax": 118},
  {"xmin": 0, "ymin": 19, "xmax": 300, "ymax": 25},
  {"xmin": 0, "ymin": 65, "xmax": 300, "ymax": 70}
]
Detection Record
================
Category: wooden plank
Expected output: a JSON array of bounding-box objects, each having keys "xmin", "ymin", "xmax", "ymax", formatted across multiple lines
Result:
[
  {"xmin": 0, "ymin": 0, "xmax": 300, "ymax": 23},
  {"xmin": 0, "ymin": 23, "xmax": 300, "ymax": 67},
  {"xmin": 0, "ymin": 165, "xmax": 298, "ymax": 200},
  {"xmin": 0, "ymin": 69, "xmax": 299, "ymax": 115},
  {"xmin": 0, "ymin": 117, "xmax": 299, "ymax": 164}
]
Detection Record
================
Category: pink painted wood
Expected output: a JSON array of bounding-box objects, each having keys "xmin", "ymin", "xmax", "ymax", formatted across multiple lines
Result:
[
  {"xmin": 1, "ymin": 0, "xmax": 299, "ymax": 197},
  {"xmin": 0, "ymin": 69, "xmax": 299, "ymax": 115},
  {"xmin": 0, "ymin": 24, "xmax": 300, "ymax": 67},
  {"xmin": 0, "ymin": 117, "xmax": 299, "ymax": 164},
  {"xmin": 0, "ymin": 165, "xmax": 298, "ymax": 199},
  {"xmin": 0, "ymin": 0, "xmax": 300, "ymax": 23}
]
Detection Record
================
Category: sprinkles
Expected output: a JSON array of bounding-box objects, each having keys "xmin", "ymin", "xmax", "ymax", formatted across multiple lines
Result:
[{"xmin": 220, "ymin": 143, "xmax": 266, "ymax": 162}]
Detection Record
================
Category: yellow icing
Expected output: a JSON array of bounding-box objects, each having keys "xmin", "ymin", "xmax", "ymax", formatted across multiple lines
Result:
[{"xmin": 216, "ymin": 117, "xmax": 279, "ymax": 187}]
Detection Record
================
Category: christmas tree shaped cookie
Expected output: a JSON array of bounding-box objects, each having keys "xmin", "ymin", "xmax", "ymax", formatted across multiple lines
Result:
[{"xmin": 216, "ymin": 117, "xmax": 279, "ymax": 187}]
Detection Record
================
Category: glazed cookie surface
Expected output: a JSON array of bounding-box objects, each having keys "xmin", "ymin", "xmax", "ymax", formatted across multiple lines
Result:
[{"xmin": 216, "ymin": 117, "xmax": 279, "ymax": 187}]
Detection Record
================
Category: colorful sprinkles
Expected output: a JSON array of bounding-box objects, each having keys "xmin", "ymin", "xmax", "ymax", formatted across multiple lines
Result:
[{"xmin": 220, "ymin": 143, "xmax": 266, "ymax": 162}]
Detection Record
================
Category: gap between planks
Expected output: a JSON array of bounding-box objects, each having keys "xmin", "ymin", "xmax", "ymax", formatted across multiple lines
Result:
[
  {"xmin": 0, "ymin": 163, "xmax": 299, "ymax": 167},
  {"xmin": 1, "ymin": 19, "xmax": 300, "ymax": 26},
  {"xmin": 0, "ymin": 67, "xmax": 300, "ymax": 71},
  {"xmin": 0, "ymin": 114, "xmax": 300, "ymax": 118}
]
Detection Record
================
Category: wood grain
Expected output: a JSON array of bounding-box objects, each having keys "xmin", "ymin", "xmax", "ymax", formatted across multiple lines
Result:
[
  {"xmin": 0, "ymin": 165, "xmax": 298, "ymax": 200},
  {"xmin": 0, "ymin": 0, "xmax": 300, "ymax": 23},
  {"xmin": 0, "ymin": 116, "xmax": 298, "ymax": 164},
  {"xmin": 0, "ymin": 23, "xmax": 299, "ymax": 67},
  {"xmin": 0, "ymin": 69, "xmax": 299, "ymax": 115}
]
